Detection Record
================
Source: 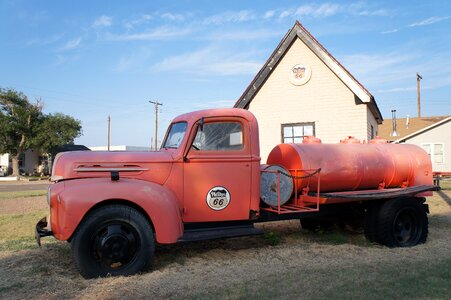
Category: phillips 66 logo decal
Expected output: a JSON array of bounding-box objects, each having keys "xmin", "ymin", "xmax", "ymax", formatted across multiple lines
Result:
[{"xmin": 206, "ymin": 186, "xmax": 231, "ymax": 211}]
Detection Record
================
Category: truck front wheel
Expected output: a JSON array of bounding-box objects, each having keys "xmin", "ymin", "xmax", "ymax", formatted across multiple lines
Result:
[
  {"xmin": 71, "ymin": 205, "xmax": 155, "ymax": 278},
  {"xmin": 376, "ymin": 197, "xmax": 428, "ymax": 247}
]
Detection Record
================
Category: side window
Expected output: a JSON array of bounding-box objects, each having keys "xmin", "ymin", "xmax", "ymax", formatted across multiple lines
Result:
[
  {"xmin": 422, "ymin": 143, "xmax": 444, "ymax": 164},
  {"xmin": 193, "ymin": 122, "xmax": 243, "ymax": 151}
]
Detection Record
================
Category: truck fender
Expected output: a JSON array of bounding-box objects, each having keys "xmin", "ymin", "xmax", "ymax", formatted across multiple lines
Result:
[{"xmin": 52, "ymin": 178, "xmax": 183, "ymax": 244}]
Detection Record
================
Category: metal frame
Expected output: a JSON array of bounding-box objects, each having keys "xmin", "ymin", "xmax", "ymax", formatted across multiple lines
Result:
[{"xmin": 260, "ymin": 168, "xmax": 321, "ymax": 214}]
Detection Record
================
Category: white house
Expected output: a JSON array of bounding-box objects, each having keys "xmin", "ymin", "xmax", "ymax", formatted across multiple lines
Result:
[
  {"xmin": 234, "ymin": 21, "xmax": 382, "ymax": 162},
  {"xmin": 0, "ymin": 149, "xmax": 42, "ymax": 176},
  {"xmin": 390, "ymin": 116, "xmax": 450, "ymax": 172}
]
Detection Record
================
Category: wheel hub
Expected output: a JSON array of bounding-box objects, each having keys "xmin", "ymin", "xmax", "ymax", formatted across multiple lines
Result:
[
  {"xmin": 92, "ymin": 223, "xmax": 138, "ymax": 269},
  {"xmin": 393, "ymin": 209, "xmax": 420, "ymax": 245}
]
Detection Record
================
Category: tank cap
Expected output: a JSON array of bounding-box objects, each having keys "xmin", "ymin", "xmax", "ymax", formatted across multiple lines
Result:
[
  {"xmin": 340, "ymin": 136, "xmax": 361, "ymax": 144},
  {"xmin": 303, "ymin": 136, "xmax": 322, "ymax": 144}
]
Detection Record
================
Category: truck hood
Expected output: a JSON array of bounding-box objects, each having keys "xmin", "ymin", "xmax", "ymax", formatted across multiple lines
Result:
[{"xmin": 51, "ymin": 151, "xmax": 174, "ymax": 184}]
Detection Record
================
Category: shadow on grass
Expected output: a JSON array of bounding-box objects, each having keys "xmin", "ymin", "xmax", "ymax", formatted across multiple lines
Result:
[{"xmin": 437, "ymin": 190, "xmax": 451, "ymax": 207}]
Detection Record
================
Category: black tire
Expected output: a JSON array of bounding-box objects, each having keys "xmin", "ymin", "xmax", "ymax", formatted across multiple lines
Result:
[
  {"xmin": 364, "ymin": 202, "xmax": 381, "ymax": 243},
  {"xmin": 376, "ymin": 198, "xmax": 428, "ymax": 247},
  {"xmin": 300, "ymin": 219, "xmax": 334, "ymax": 232},
  {"xmin": 71, "ymin": 205, "xmax": 155, "ymax": 278}
]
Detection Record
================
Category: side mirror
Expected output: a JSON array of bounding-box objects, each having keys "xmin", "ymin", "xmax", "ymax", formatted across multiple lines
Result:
[{"xmin": 199, "ymin": 117, "xmax": 204, "ymax": 132}]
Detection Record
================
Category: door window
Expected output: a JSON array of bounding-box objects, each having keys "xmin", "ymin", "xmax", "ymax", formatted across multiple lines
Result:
[{"xmin": 193, "ymin": 122, "xmax": 243, "ymax": 151}]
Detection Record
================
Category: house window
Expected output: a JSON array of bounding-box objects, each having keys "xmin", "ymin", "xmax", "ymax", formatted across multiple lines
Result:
[
  {"xmin": 281, "ymin": 123, "xmax": 315, "ymax": 143},
  {"xmin": 422, "ymin": 143, "xmax": 444, "ymax": 164},
  {"xmin": 370, "ymin": 125, "xmax": 375, "ymax": 139}
]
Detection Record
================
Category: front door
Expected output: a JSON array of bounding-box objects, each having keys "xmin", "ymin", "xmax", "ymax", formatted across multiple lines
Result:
[{"xmin": 183, "ymin": 118, "xmax": 252, "ymax": 222}]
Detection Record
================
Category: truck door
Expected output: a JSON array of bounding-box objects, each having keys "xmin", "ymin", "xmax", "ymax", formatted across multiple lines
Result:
[{"xmin": 183, "ymin": 117, "xmax": 252, "ymax": 222}]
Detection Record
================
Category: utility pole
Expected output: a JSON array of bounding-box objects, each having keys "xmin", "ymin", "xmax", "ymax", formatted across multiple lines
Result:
[
  {"xmin": 149, "ymin": 99, "xmax": 163, "ymax": 150},
  {"xmin": 107, "ymin": 114, "xmax": 111, "ymax": 151},
  {"xmin": 417, "ymin": 72, "xmax": 422, "ymax": 118}
]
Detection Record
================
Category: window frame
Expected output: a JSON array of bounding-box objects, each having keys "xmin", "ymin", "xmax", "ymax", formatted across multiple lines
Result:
[
  {"xmin": 187, "ymin": 117, "xmax": 250, "ymax": 156},
  {"xmin": 421, "ymin": 143, "xmax": 445, "ymax": 164},
  {"xmin": 281, "ymin": 122, "xmax": 316, "ymax": 144},
  {"xmin": 162, "ymin": 121, "xmax": 188, "ymax": 149}
]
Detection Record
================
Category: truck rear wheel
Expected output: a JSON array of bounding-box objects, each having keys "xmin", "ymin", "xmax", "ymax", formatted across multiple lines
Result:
[
  {"xmin": 71, "ymin": 205, "xmax": 154, "ymax": 278},
  {"xmin": 375, "ymin": 198, "xmax": 428, "ymax": 247}
]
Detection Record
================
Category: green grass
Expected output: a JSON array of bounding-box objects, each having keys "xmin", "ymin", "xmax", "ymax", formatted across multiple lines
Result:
[
  {"xmin": 0, "ymin": 190, "xmax": 47, "ymax": 199},
  {"xmin": 0, "ymin": 283, "xmax": 25, "ymax": 294},
  {"xmin": 263, "ymin": 231, "xmax": 281, "ymax": 246},
  {"xmin": 0, "ymin": 210, "xmax": 47, "ymax": 251},
  {"xmin": 439, "ymin": 180, "xmax": 451, "ymax": 190},
  {"xmin": 190, "ymin": 257, "xmax": 451, "ymax": 300}
]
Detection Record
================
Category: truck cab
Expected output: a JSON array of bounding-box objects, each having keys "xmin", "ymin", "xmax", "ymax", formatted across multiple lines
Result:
[{"xmin": 164, "ymin": 108, "xmax": 261, "ymax": 223}]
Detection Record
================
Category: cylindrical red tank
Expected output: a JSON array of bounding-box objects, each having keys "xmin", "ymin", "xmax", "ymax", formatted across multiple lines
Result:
[{"xmin": 267, "ymin": 142, "xmax": 432, "ymax": 193}]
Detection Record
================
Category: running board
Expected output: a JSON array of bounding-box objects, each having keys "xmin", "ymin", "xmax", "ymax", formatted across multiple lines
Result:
[{"xmin": 178, "ymin": 225, "xmax": 263, "ymax": 242}]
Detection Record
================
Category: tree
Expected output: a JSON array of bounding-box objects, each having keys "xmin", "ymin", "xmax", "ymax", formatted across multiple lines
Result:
[
  {"xmin": 0, "ymin": 88, "xmax": 42, "ymax": 176},
  {"xmin": 0, "ymin": 88, "xmax": 82, "ymax": 176},
  {"xmin": 34, "ymin": 113, "xmax": 82, "ymax": 154}
]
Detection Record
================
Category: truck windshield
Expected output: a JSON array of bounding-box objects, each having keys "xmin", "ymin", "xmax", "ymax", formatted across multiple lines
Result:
[{"xmin": 162, "ymin": 122, "xmax": 187, "ymax": 149}]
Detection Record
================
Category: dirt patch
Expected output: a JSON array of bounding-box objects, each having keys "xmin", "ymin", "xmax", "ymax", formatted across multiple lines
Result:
[{"xmin": 0, "ymin": 197, "xmax": 47, "ymax": 215}]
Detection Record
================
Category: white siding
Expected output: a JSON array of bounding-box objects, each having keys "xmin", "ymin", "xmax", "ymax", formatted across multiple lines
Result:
[
  {"xmin": 248, "ymin": 38, "xmax": 372, "ymax": 162},
  {"xmin": 404, "ymin": 120, "xmax": 451, "ymax": 172},
  {"xmin": 0, "ymin": 154, "xmax": 9, "ymax": 170}
]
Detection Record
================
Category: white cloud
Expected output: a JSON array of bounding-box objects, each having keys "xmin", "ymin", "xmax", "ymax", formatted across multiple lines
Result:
[
  {"xmin": 207, "ymin": 29, "xmax": 284, "ymax": 41},
  {"xmin": 124, "ymin": 14, "xmax": 152, "ymax": 29},
  {"xmin": 154, "ymin": 47, "xmax": 261, "ymax": 76},
  {"xmin": 381, "ymin": 29, "xmax": 399, "ymax": 34},
  {"xmin": 279, "ymin": 2, "xmax": 389, "ymax": 19},
  {"xmin": 264, "ymin": 10, "xmax": 276, "ymax": 19},
  {"xmin": 409, "ymin": 16, "xmax": 450, "ymax": 27},
  {"xmin": 203, "ymin": 10, "xmax": 256, "ymax": 25},
  {"xmin": 93, "ymin": 15, "xmax": 113, "ymax": 27},
  {"xmin": 161, "ymin": 13, "xmax": 186, "ymax": 22},
  {"xmin": 376, "ymin": 86, "xmax": 416, "ymax": 93},
  {"xmin": 26, "ymin": 34, "xmax": 64, "ymax": 47},
  {"xmin": 297, "ymin": 3, "xmax": 341, "ymax": 18},
  {"xmin": 359, "ymin": 9, "xmax": 389, "ymax": 16},
  {"xmin": 58, "ymin": 37, "xmax": 81, "ymax": 51},
  {"xmin": 105, "ymin": 26, "xmax": 191, "ymax": 41}
]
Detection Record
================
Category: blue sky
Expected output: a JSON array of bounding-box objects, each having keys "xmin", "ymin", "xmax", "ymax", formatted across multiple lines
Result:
[{"xmin": 1, "ymin": 0, "xmax": 450, "ymax": 147}]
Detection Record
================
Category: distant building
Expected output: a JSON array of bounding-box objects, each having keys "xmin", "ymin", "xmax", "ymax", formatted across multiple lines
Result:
[
  {"xmin": 378, "ymin": 116, "xmax": 451, "ymax": 172},
  {"xmin": 234, "ymin": 21, "xmax": 382, "ymax": 161},
  {"xmin": 89, "ymin": 145, "xmax": 151, "ymax": 151},
  {"xmin": 0, "ymin": 150, "xmax": 44, "ymax": 176}
]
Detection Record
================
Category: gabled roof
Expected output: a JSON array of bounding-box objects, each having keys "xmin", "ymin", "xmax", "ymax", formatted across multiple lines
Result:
[
  {"xmin": 234, "ymin": 20, "xmax": 383, "ymax": 123},
  {"xmin": 378, "ymin": 116, "xmax": 449, "ymax": 142}
]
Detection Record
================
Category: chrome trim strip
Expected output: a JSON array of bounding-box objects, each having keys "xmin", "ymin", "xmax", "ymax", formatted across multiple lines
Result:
[{"xmin": 73, "ymin": 167, "xmax": 149, "ymax": 172}]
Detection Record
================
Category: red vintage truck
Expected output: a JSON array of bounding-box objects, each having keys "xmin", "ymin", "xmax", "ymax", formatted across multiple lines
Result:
[{"xmin": 36, "ymin": 108, "xmax": 437, "ymax": 278}]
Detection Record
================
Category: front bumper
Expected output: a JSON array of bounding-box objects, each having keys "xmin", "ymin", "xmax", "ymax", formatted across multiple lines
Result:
[{"xmin": 35, "ymin": 217, "xmax": 53, "ymax": 247}]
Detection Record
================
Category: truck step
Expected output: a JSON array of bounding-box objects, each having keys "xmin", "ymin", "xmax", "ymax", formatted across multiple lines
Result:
[{"xmin": 178, "ymin": 225, "xmax": 263, "ymax": 242}]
